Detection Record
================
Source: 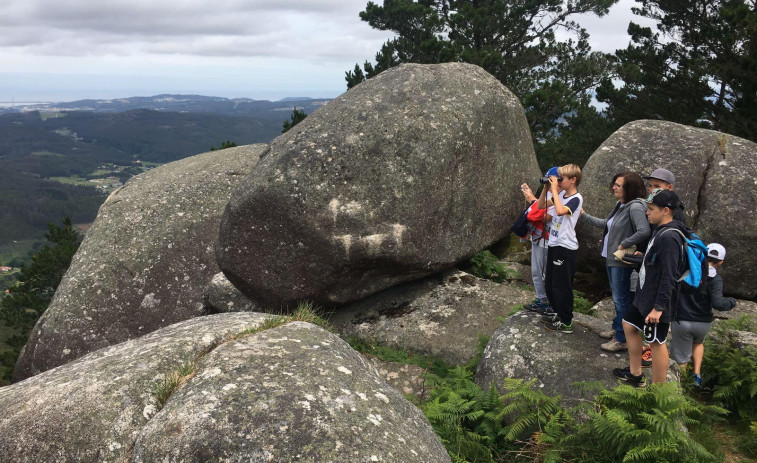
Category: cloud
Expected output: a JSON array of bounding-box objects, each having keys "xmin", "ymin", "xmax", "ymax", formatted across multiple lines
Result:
[{"xmin": 0, "ymin": 0, "xmax": 391, "ymax": 62}]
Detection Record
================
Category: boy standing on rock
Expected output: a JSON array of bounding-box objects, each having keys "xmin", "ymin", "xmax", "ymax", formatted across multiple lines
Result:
[
  {"xmin": 536, "ymin": 164, "xmax": 583, "ymax": 333},
  {"xmin": 614, "ymin": 189, "xmax": 686, "ymax": 386}
]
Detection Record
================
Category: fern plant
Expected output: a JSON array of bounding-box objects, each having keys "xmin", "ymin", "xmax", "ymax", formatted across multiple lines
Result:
[
  {"xmin": 701, "ymin": 316, "xmax": 757, "ymax": 422},
  {"xmin": 559, "ymin": 383, "xmax": 724, "ymax": 463}
]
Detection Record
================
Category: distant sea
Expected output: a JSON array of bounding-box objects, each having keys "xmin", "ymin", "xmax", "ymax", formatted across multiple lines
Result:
[{"xmin": 0, "ymin": 101, "xmax": 52, "ymax": 108}]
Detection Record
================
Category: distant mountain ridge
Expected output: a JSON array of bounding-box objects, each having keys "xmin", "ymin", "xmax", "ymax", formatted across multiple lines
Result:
[
  {"xmin": 0, "ymin": 93, "xmax": 333, "ymax": 252},
  {"xmin": 0, "ymin": 94, "xmax": 331, "ymax": 121}
]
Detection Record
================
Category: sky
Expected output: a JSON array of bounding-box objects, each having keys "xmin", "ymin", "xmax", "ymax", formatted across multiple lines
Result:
[{"xmin": 0, "ymin": 0, "xmax": 654, "ymax": 103}]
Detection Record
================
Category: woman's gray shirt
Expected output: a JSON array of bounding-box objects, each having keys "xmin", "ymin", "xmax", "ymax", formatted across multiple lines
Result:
[{"xmin": 580, "ymin": 198, "xmax": 651, "ymax": 267}]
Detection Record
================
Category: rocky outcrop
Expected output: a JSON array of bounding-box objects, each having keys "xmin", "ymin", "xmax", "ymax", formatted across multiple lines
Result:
[
  {"xmin": 14, "ymin": 144, "xmax": 266, "ymax": 381},
  {"xmin": 331, "ymin": 269, "xmax": 534, "ymax": 366},
  {"xmin": 206, "ymin": 272, "xmax": 260, "ymax": 313},
  {"xmin": 0, "ymin": 313, "xmax": 450, "ymax": 463},
  {"xmin": 577, "ymin": 120, "xmax": 757, "ymax": 298},
  {"xmin": 216, "ymin": 63, "xmax": 542, "ymax": 310},
  {"xmin": 474, "ymin": 311, "xmax": 658, "ymax": 406}
]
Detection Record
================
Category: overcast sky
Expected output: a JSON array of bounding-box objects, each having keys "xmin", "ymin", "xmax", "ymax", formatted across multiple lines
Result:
[{"xmin": 0, "ymin": 0, "xmax": 653, "ymax": 103}]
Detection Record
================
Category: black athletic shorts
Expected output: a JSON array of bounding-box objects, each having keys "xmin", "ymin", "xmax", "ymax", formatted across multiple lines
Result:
[{"xmin": 622, "ymin": 308, "xmax": 670, "ymax": 344}]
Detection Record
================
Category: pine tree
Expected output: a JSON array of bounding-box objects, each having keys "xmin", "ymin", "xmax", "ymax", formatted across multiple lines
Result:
[
  {"xmin": 598, "ymin": 0, "xmax": 757, "ymax": 142},
  {"xmin": 0, "ymin": 216, "xmax": 80, "ymax": 382},
  {"xmin": 282, "ymin": 107, "xmax": 308, "ymax": 133}
]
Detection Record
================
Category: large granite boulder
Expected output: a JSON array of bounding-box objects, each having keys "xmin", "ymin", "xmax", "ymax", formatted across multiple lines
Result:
[
  {"xmin": 0, "ymin": 314, "xmax": 450, "ymax": 463},
  {"xmin": 217, "ymin": 63, "xmax": 542, "ymax": 310},
  {"xmin": 475, "ymin": 312, "xmax": 653, "ymax": 406},
  {"xmin": 578, "ymin": 120, "xmax": 757, "ymax": 298},
  {"xmin": 330, "ymin": 269, "xmax": 534, "ymax": 366},
  {"xmin": 15, "ymin": 144, "xmax": 266, "ymax": 381}
]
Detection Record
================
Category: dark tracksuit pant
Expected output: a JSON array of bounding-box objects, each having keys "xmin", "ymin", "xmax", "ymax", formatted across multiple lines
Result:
[{"xmin": 545, "ymin": 245, "xmax": 578, "ymax": 325}]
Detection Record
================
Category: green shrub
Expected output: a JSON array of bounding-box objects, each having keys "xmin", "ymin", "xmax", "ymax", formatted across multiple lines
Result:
[
  {"xmin": 701, "ymin": 316, "xmax": 757, "ymax": 422},
  {"xmin": 572, "ymin": 290, "xmax": 596, "ymax": 316},
  {"xmin": 469, "ymin": 251, "xmax": 515, "ymax": 283}
]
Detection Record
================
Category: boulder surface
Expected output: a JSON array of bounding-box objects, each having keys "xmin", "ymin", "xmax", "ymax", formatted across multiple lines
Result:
[
  {"xmin": 0, "ymin": 314, "xmax": 450, "ymax": 463},
  {"xmin": 217, "ymin": 63, "xmax": 541, "ymax": 310},
  {"xmin": 578, "ymin": 120, "xmax": 757, "ymax": 298},
  {"xmin": 331, "ymin": 269, "xmax": 534, "ymax": 365},
  {"xmin": 475, "ymin": 312, "xmax": 642, "ymax": 406},
  {"xmin": 15, "ymin": 144, "xmax": 266, "ymax": 381}
]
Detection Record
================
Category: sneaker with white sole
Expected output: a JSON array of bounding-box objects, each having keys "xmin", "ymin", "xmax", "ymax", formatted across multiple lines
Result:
[
  {"xmin": 612, "ymin": 366, "xmax": 647, "ymax": 387},
  {"xmin": 599, "ymin": 329, "xmax": 615, "ymax": 340},
  {"xmin": 601, "ymin": 339, "xmax": 628, "ymax": 352},
  {"xmin": 544, "ymin": 319, "xmax": 573, "ymax": 333},
  {"xmin": 540, "ymin": 312, "xmax": 559, "ymax": 323}
]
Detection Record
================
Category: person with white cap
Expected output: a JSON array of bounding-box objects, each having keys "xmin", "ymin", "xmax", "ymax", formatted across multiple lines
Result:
[{"xmin": 670, "ymin": 242, "xmax": 737, "ymax": 387}]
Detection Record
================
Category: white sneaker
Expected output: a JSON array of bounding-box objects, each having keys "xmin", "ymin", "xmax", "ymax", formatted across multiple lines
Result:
[
  {"xmin": 601, "ymin": 339, "xmax": 627, "ymax": 352},
  {"xmin": 599, "ymin": 329, "xmax": 615, "ymax": 340}
]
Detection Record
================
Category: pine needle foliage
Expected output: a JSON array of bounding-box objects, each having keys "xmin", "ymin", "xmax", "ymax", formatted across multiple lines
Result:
[{"xmin": 701, "ymin": 315, "xmax": 757, "ymax": 422}]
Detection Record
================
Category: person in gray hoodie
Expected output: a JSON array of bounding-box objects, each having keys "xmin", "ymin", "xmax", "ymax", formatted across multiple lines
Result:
[{"xmin": 580, "ymin": 172, "xmax": 651, "ymax": 352}]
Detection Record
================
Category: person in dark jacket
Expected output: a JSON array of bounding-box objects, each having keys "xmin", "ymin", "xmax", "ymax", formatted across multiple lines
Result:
[
  {"xmin": 613, "ymin": 189, "xmax": 687, "ymax": 386},
  {"xmin": 670, "ymin": 243, "xmax": 737, "ymax": 386},
  {"xmin": 581, "ymin": 172, "xmax": 650, "ymax": 352}
]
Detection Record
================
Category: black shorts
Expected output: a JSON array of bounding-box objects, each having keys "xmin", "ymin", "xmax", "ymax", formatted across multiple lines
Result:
[{"xmin": 622, "ymin": 308, "xmax": 670, "ymax": 344}]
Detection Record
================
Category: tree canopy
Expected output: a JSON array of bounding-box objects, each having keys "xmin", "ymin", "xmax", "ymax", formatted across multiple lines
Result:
[
  {"xmin": 598, "ymin": 0, "xmax": 757, "ymax": 142},
  {"xmin": 0, "ymin": 217, "xmax": 80, "ymax": 383},
  {"xmin": 347, "ymin": 0, "xmax": 757, "ymax": 168}
]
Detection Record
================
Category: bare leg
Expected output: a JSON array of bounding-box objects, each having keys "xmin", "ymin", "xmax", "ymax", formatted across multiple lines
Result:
[
  {"xmin": 692, "ymin": 343, "xmax": 704, "ymax": 375},
  {"xmin": 624, "ymin": 321, "xmax": 643, "ymax": 376},
  {"xmin": 650, "ymin": 342, "xmax": 669, "ymax": 383}
]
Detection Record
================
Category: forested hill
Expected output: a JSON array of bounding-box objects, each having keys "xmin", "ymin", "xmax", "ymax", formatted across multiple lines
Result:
[{"xmin": 0, "ymin": 103, "xmax": 303, "ymax": 256}]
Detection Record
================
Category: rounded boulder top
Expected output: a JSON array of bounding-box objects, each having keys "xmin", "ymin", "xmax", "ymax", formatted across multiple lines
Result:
[{"xmin": 216, "ymin": 63, "xmax": 541, "ymax": 310}]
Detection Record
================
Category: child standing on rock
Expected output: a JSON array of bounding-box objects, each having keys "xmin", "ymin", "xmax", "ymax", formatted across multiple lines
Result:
[
  {"xmin": 536, "ymin": 164, "xmax": 583, "ymax": 333},
  {"xmin": 671, "ymin": 243, "xmax": 736, "ymax": 386},
  {"xmin": 520, "ymin": 167, "xmax": 556, "ymax": 314}
]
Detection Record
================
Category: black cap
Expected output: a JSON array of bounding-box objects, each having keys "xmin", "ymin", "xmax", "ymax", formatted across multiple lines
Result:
[{"xmin": 646, "ymin": 189, "xmax": 680, "ymax": 209}]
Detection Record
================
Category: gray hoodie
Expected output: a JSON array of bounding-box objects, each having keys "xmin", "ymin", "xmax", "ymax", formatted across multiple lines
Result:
[{"xmin": 581, "ymin": 198, "xmax": 651, "ymax": 268}]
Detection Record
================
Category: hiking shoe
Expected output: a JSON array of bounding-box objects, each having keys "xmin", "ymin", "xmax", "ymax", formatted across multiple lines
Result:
[
  {"xmin": 599, "ymin": 329, "xmax": 615, "ymax": 340},
  {"xmin": 601, "ymin": 339, "xmax": 628, "ymax": 352},
  {"xmin": 525, "ymin": 299, "xmax": 550, "ymax": 313},
  {"xmin": 544, "ymin": 320, "xmax": 573, "ymax": 333},
  {"xmin": 693, "ymin": 373, "xmax": 702, "ymax": 388},
  {"xmin": 613, "ymin": 366, "xmax": 647, "ymax": 387},
  {"xmin": 540, "ymin": 312, "xmax": 559, "ymax": 324},
  {"xmin": 533, "ymin": 303, "xmax": 554, "ymax": 315},
  {"xmin": 641, "ymin": 346, "xmax": 653, "ymax": 367}
]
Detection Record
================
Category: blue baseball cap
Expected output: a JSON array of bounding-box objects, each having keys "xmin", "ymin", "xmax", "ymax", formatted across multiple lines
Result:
[{"xmin": 541, "ymin": 166, "xmax": 559, "ymax": 182}]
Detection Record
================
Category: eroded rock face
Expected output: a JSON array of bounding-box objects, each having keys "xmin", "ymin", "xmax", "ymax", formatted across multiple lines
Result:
[
  {"xmin": 578, "ymin": 120, "xmax": 757, "ymax": 298},
  {"xmin": 217, "ymin": 63, "xmax": 541, "ymax": 310},
  {"xmin": 331, "ymin": 269, "xmax": 534, "ymax": 365},
  {"xmin": 475, "ymin": 312, "xmax": 635, "ymax": 406},
  {"xmin": 0, "ymin": 315, "xmax": 450, "ymax": 463},
  {"xmin": 15, "ymin": 144, "xmax": 266, "ymax": 381}
]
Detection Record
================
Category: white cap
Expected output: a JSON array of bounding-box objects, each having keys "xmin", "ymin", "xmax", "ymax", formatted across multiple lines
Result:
[{"xmin": 707, "ymin": 243, "xmax": 726, "ymax": 260}]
